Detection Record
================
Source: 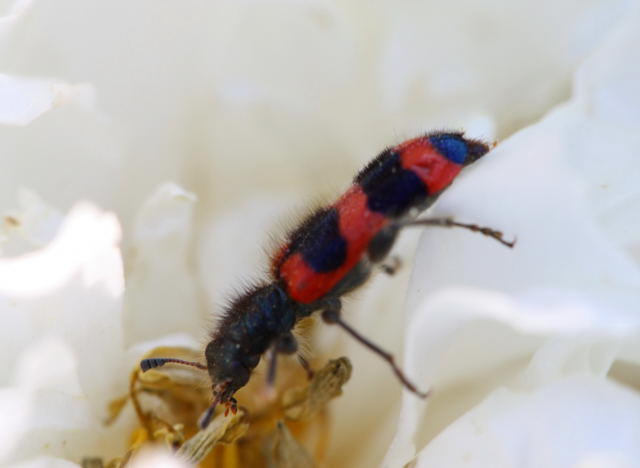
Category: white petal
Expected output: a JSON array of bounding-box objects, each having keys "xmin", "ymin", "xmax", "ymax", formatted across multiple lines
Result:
[
  {"xmin": 377, "ymin": 0, "xmax": 629, "ymax": 133},
  {"xmin": 128, "ymin": 448, "xmax": 190, "ymax": 468},
  {"xmin": 13, "ymin": 336, "xmax": 82, "ymax": 394},
  {"xmin": 0, "ymin": 189, "xmax": 64, "ymax": 256},
  {"xmin": 0, "ymin": 202, "xmax": 122, "ymax": 296},
  {"xmin": 385, "ymin": 5, "xmax": 640, "ymax": 465},
  {"xmin": 197, "ymin": 195, "xmax": 294, "ymax": 309},
  {"xmin": 0, "ymin": 74, "xmax": 95, "ymax": 126},
  {"xmin": 383, "ymin": 290, "xmax": 640, "ymax": 467},
  {"xmin": 122, "ymin": 183, "xmax": 201, "ymax": 345},
  {"xmin": 555, "ymin": 6, "xmax": 640, "ymax": 248},
  {"xmin": 414, "ymin": 377, "xmax": 640, "ymax": 468},
  {"xmin": 0, "ymin": 0, "xmax": 33, "ymax": 41},
  {"xmin": 0, "ymin": 107, "xmax": 124, "ymax": 221},
  {"xmin": 0, "ymin": 203, "xmax": 129, "ymax": 464}
]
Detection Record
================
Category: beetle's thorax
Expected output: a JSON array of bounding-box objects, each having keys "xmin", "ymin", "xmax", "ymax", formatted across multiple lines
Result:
[{"xmin": 205, "ymin": 283, "xmax": 298, "ymax": 396}]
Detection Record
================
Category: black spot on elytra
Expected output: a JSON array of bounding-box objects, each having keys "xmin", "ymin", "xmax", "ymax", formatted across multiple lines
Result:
[
  {"xmin": 354, "ymin": 148, "xmax": 401, "ymax": 185},
  {"xmin": 355, "ymin": 149, "xmax": 428, "ymax": 217},
  {"xmin": 298, "ymin": 208, "xmax": 347, "ymax": 272},
  {"xmin": 365, "ymin": 170, "xmax": 428, "ymax": 217}
]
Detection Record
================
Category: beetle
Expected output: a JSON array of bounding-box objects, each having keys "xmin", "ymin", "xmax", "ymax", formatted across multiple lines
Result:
[{"xmin": 140, "ymin": 131, "xmax": 514, "ymax": 427}]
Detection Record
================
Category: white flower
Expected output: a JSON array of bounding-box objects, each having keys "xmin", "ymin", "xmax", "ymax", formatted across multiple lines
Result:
[{"xmin": 1, "ymin": 0, "xmax": 639, "ymax": 467}]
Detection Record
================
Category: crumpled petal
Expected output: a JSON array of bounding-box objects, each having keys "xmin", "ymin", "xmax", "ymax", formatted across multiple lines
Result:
[
  {"xmin": 0, "ymin": 189, "xmax": 64, "ymax": 256},
  {"xmin": 384, "ymin": 288, "xmax": 640, "ymax": 467},
  {"xmin": 0, "ymin": 73, "xmax": 95, "ymax": 126},
  {"xmin": 0, "ymin": 203, "xmax": 129, "ymax": 465},
  {"xmin": 122, "ymin": 183, "xmax": 201, "ymax": 345}
]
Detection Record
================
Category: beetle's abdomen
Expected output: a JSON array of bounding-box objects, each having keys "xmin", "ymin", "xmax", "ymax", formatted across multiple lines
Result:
[
  {"xmin": 274, "ymin": 187, "xmax": 387, "ymax": 304},
  {"xmin": 272, "ymin": 132, "xmax": 490, "ymax": 304}
]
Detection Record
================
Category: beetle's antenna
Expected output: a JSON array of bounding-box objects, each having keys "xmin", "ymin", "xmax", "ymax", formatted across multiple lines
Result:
[{"xmin": 140, "ymin": 357, "xmax": 207, "ymax": 372}]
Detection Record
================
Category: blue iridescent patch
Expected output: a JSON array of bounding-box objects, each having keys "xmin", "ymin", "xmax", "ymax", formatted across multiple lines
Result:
[{"xmin": 429, "ymin": 134, "xmax": 468, "ymax": 164}]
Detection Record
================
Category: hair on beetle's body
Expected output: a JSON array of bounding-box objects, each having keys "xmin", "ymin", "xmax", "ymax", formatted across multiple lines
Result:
[{"xmin": 141, "ymin": 131, "xmax": 515, "ymax": 428}]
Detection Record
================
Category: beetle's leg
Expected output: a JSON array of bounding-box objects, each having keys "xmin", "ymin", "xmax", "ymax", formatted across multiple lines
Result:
[
  {"xmin": 297, "ymin": 354, "xmax": 314, "ymax": 380},
  {"xmin": 266, "ymin": 347, "xmax": 278, "ymax": 388},
  {"xmin": 320, "ymin": 300, "xmax": 428, "ymax": 398},
  {"xmin": 266, "ymin": 332, "xmax": 299, "ymax": 387},
  {"xmin": 399, "ymin": 217, "xmax": 515, "ymax": 248},
  {"xmin": 368, "ymin": 225, "xmax": 399, "ymax": 263}
]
